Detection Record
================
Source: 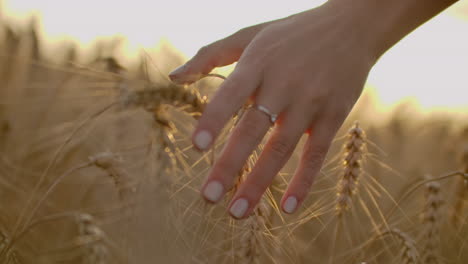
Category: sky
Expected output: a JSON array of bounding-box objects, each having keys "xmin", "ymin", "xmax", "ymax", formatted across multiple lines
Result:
[{"xmin": 2, "ymin": 0, "xmax": 468, "ymax": 111}]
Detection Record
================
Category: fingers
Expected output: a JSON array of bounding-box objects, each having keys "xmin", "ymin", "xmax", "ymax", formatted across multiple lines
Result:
[
  {"xmin": 201, "ymin": 107, "xmax": 272, "ymax": 203},
  {"xmin": 191, "ymin": 66, "xmax": 260, "ymax": 151},
  {"xmin": 280, "ymin": 119, "xmax": 340, "ymax": 214},
  {"xmin": 169, "ymin": 25, "xmax": 269, "ymax": 84},
  {"xmin": 169, "ymin": 42, "xmax": 240, "ymax": 84},
  {"xmin": 228, "ymin": 111, "xmax": 307, "ymax": 219}
]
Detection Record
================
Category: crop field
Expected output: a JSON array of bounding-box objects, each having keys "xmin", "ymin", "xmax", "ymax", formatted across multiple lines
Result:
[{"xmin": 0, "ymin": 16, "xmax": 467, "ymax": 264}]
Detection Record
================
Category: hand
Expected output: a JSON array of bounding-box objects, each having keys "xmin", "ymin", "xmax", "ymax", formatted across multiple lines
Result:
[{"xmin": 169, "ymin": 2, "xmax": 377, "ymax": 219}]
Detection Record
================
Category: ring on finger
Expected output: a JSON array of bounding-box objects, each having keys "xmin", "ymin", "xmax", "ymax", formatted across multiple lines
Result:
[{"xmin": 252, "ymin": 104, "xmax": 278, "ymax": 124}]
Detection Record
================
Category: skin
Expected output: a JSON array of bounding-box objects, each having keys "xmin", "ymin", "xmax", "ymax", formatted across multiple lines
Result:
[{"xmin": 169, "ymin": 0, "xmax": 460, "ymax": 219}]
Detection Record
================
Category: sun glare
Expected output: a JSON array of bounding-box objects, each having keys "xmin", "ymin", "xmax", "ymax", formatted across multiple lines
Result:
[{"xmin": 2, "ymin": 0, "xmax": 467, "ymax": 112}]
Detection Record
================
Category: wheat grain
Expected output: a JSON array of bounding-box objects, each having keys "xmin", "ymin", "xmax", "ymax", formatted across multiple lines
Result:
[
  {"xmin": 336, "ymin": 121, "xmax": 366, "ymax": 214},
  {"xmin": 120, "ymin": 83, "xmax": 207, "ymax": 118}
]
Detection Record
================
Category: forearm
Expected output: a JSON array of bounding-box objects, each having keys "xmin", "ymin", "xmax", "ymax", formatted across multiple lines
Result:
[{"xmin": 328, "ymin": 0, "xmax": 460, "ymax": 59}]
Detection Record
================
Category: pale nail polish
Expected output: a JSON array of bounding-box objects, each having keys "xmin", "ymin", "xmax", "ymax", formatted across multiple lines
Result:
[
  {"xmin": 194, "ymin": 130, "xmax": 212, "ymax": 150},
  {"xmin": 169, "ymin": 64, "xmax": 187, "ymax": 78},
  {"xmin": 283, "ymin": 196, "xmax": 298, "ymax": 214},
  {"xmin": 203, "ymin": 181, "xmax": 224, "ymax": 202},
  {"xmin": 230, "ymin": 198, "xmax": 249, "ymax": 218}
]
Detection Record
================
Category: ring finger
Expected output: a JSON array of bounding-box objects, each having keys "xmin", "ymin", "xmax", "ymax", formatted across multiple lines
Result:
[
  {"xmin": 228, "ymin": 106, "xmax": 311, "ymax": 219},
  {"xmin": 201, "ymin": 91, "xmax": 288, "ymax": 204}
]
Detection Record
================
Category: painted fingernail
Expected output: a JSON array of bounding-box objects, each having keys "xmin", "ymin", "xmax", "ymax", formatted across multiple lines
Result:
[
  {"xmin": 283, "ymin": 196, "xmax": 298, "ymax": 214},
  {"xmin": 194, "ymin": 130, "xmax": 212, "ymax": 150},
  {"xmin": 203, "ymin": 181, "xmax": 224, "ymax": 202},
  {"xmin": 168, "ymin": 64, "xmax": 187, "ymax": 78},
  {"xmin": 230, "ymin": 198, "xmax": 249, "ymax": 218}
]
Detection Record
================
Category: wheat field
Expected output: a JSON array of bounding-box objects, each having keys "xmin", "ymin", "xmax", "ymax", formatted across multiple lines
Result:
[{"xmin": 0, "ymin": 16, "xmax": 467, "ymax": 264}]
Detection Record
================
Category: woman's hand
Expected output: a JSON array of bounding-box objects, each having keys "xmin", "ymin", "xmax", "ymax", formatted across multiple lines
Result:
[{"xmin": 169, "ymin": 2, "xmax": 377, "ymax": 219}]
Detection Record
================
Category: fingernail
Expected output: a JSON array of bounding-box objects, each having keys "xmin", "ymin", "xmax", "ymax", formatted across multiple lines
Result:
[
  {"xmin": 230, "ymin": 198, "xmax": 249, "ymax": 218},
  {"xmin": 283, "ymin": 196, "xmax": 298, "ymax": 214},
  {"xmin": 169, "ymin": 64, "xmax": 187, "ymax": 78},
  {"xmin": 203, "ymin": 181, "xmax": 224, "ymax": 202},
  {"xmin": 194, "ymin": 130, "xmax": 212, "ymax": 150}
]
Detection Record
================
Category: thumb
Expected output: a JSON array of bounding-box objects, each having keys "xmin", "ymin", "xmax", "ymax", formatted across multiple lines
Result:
[{"xmin": 169, "ymin": 23, "xmax": 271, "ymax": 84}]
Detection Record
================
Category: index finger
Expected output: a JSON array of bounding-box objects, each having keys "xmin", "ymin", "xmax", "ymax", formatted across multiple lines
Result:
[{"xmin": 192, "ymin": 66, "xmax": 261, "ymax": 151}]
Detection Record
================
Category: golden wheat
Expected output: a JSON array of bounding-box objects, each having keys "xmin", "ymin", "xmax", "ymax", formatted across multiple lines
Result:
[
  {"xmin": 120, "ymin": 83, "xmax": 207, "ymax": 118},
  {"xmin": 380, "ymin": 228, "xmax": 419, "ymax": 264},
  {"xmin": 89, "ymin": 152, "xmax": 134, "ymax": 201},
  {"xmin": 75, "ymin": 214, "xmax": 108, "ymax": 264},
  {"xmin": 1, "ymin": 14, "xmax": 468, "ymax": 264},
  {"xmin": 336, "ymin": 121, "xmax": 366, "ymax": 215}
]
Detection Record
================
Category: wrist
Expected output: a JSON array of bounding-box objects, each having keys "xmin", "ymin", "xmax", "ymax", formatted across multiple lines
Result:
[{"xmin": 326, "ymin": 0, "xmax": 459, "ymax": 61}]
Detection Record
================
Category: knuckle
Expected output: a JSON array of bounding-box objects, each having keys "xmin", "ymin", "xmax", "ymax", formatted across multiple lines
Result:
[
  {"xmin": 196, "ymin": 45, "xmax": 212, "ymax": 57},
  {"xmin": 307, "ymin": 88, "xmax": 330, "ymax": 105},
  {"xmin": 220, "ymin": 76, "xmax": 248, "ymax": 103},
  {"xmin": 233, "ymin": 27, "xmax": 249, "ymax": 37},
  {"xmin": 310, "ymin": 93, "xmax": 327, "ymax": 104},
  {"xmin": 300, "ymin": 145, "xmax": 329, "ymax": 184},
  {"xmin": 230, "ymin": 26, "xmax": 257, "ymax": 43},
  {"xmin": 268, "ymin": 136, "xmax": 294, "ymax": 160},
  {"xmin": 238, "ymin": 114, "xmax": 265, "ymax": 142}
]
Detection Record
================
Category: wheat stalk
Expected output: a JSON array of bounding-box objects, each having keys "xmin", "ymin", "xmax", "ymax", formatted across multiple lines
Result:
[
  {"xmin": 336, "ymin": 121, "xmax": 366, "ymax": 215},
  {"xmin": 421, "ymin": 179, "xmax": 443, "ymax": 264}
]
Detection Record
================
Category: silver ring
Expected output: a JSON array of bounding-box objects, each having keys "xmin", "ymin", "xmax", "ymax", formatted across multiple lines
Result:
[{"xmin": 254, "ymin": 104, "xmax": 278, "ymax": 124}]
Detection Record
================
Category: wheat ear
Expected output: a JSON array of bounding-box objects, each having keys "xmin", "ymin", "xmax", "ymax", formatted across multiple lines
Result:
[
  {"xmin": 380, "ymin": 228, "xmax": 419, "ymax": 264},
  {"xmin": 336, "ymin": 121, "xmax": 366, "ymax": 215},
  {"xmin": 236, "ymin": 197, "xmax": 273, "ymax": 264},
  {"xmin": 228, "ymin": 153, "xmax": 273, "ymax": 263},
  {"xmin": 89, "ymin": 152, "xmax": 134, "ymax": 201},
  {"xmin": 75, "ymin": 213, "xmax": 109, "ymax": 264},
  {"xmin": 120, "ymin": 83, "xmax": 207, "ymax": 118}
]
